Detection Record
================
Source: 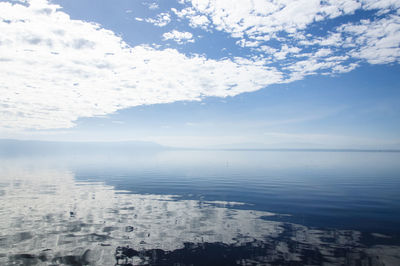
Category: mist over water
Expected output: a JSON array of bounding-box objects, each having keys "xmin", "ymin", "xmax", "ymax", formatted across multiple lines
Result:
[{"xmin": 1, "ymin": 149, "xmax": 400, "ymax": 265}]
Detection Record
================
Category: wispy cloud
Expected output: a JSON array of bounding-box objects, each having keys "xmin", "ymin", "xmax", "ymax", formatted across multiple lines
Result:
[{"xmin": 143, "ymin": 2, "xmax": 159, "ymax": 10}]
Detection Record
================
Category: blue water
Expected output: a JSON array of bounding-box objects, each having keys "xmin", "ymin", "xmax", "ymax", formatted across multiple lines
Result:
[
  {"xmin": 1, "ymin": 150, "xmax": 400, "ymax": 265},
  {"xmin": 74, "ymin": 150, "xmax": 400, "ymax": 232}
]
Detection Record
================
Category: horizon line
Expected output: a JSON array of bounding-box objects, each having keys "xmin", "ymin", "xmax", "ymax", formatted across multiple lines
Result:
[{"xmin": 1, "ymin": 139, "xmax": 399, "ymax": 153}]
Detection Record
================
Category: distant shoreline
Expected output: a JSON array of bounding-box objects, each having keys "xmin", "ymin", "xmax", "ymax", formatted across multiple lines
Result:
[
  {"xmin": 1, "ymin": 139, "xmax": 399, "ymax": 153},
  {"xmin": 171, "ymin": 147, "xmax": 400, "ymax": 153}
]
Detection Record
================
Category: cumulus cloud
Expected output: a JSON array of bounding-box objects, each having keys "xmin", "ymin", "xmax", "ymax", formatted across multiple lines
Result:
[
  {"xmin": 0, "ymin": 0, "xmax": 282, "ymax": 130},
  {"xmin": 187, "ymin": 15, "xmax": 210, "ymax": 29},
  {"xmin": 171, "ymin": 7, "xmax": 210, "ymax": 30},
  {"xmin": 162, "ymin": 30, "xmax": 194, "ymax": 44},
  {"xmin": 176, "ymin": 0, "xmax": 400, "ymax": 74},
  {"xmin": 178, "ymin": 0, "xmax": 361, "ymax": 39},
  {"xmin": 180, "ymin": 0, "xmax": 399, "ymax": 40},
  {"xmin": 145, "ymin": 12, "xmax": 171, "ymax": 27},
  {"xmin": 339, "ymin": 15, "xmax": 400, "ymax": 64}
]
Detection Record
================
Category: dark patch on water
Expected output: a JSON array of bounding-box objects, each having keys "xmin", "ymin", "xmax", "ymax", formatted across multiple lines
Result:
[{"xmin": 113, "ymin": 240, "xmax": 380, "ymax": 266}]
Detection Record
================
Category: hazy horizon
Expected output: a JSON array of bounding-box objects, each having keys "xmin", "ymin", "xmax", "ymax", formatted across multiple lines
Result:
[{"xmin": 1, "ymin": 138, "xmax": 400, "ymax": 151}]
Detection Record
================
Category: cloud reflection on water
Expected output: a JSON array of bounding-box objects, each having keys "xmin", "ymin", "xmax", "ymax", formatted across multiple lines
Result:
[{"xmin": 0, "ymin": 163, "xmax": 399, "ymax": 265}]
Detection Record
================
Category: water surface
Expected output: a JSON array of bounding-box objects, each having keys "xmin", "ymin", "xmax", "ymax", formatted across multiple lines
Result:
[{"xmin": 1, "ymin": 150, "xmax": 400, "ymax": 265}]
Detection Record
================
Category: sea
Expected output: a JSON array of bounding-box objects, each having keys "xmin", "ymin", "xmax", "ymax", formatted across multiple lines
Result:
[{"xmin": 1, "ymin": 149, "xmax": 400, "ymax": 265}]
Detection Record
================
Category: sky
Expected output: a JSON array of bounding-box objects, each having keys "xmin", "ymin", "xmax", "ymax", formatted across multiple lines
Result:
[{"xmin": 0, "ymin": 0, "xmax": 399, "ymax": 148}]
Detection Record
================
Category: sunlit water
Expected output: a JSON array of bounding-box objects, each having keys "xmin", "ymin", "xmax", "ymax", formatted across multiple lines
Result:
[{"xmin": 1, "ymin": 150, "xmax": 400, "ymax": 265}]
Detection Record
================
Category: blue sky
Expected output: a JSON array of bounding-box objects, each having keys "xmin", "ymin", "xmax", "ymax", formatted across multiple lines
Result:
[{"xmin": 0, "ymin": 0, "xmax": 399, "ymax": 148}]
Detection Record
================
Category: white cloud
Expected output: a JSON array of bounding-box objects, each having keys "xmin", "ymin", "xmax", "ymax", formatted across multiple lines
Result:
[
  {"xmin": 298, "ymin": 32, "xmax": 345, "ymax": 48},
  {"xmin": 162, "ymin": 30, "xmax": 194, "ymax": 44},
  {"xmin": 143, "ymin": 2, "xmax": 159, "ymax": 10},
  {"xmin": 181, "ymin": 0, "xmax": 362, "ymax": 40},
  {"xmin": 177, "ymin": 0, "xmax": 400, "ymax": 70},
  {"xmin": 145, "ymin": 12, "xmax": 171, "ymax": 27},
  {"xmin": 314, "ymin": 48, "xmax": 332, "ymax": 58},
  {"xmin": 171, "ymin": 7, "xmax": 194, "ymax": 18},
  {"xmin": 340, "ymin": 15, "xmax": 400, "ymax": 64},
  {"xmin": 273, "ymin": 45, "xmax": 302, "ymax": 60},
  {"xmin": 171, "ymin": 7, "xmax": 210, "ymax": 29},
  {"xmin": 294, "ymin": 14, "xmax": 400, "ymax": 65},
  {"xmin": 188, "ymin": 15, "xmax": 209, "ymax": 29},
  {"xmin": 332, "ymin": 63, "xmax": 359, "ymax": 74},
  {"xmin": 181, "ymin": 0, "xmax": 400, "ymax": 40},
  {"xmin": 236, "ymin": 39, "xmax": 260, "ymax": 48},
  {"xmin": 0, "ymin": 0, "xmax": 282, "ymax": 130}
]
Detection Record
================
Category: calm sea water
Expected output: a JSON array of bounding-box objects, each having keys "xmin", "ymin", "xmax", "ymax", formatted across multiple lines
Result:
[{"xmin": 1, "ymin": 150, "xmax": 400, "ymax": 265}]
